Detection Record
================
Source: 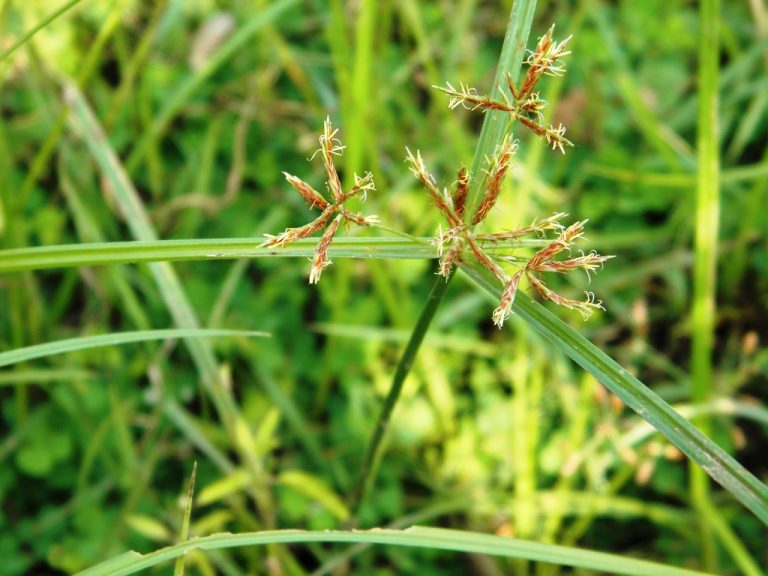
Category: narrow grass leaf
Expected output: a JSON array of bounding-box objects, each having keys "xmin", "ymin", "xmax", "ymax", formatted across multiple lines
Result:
[
  {"xmin": 125, "ymin": 0, "xmax": 299, "ymax": 172},
  {"xmin": 0, "ymin": 368, "xmax": 93, "ymax": 386},
  {"xmin": 0, "ymin": 237, "xmax": 439, "ymax": 274},
  {"xmin": 0, "ymin": 237, "xmax": 551, "ymax": 274},
  {"xmin": 0, "ymin": 329, "xmax": 268, "ymax": 368},
  {"xmin": 76, "ymin": 526, "xmax": 713, "ymax": 576},
  {"xmin": 64, "ymin": 83, "xmax": 253, "ymax": 479},
  {"xmin": 0, "ymin": 0, "xmax": 86, "ymax": 63},
  {"xmin": 277, "ymin": 470, "xmax": 350, "ymax": 522},
  {"xmin": 460, "ymin": 262, "xmax": 768, "ymax": 525},
  {"xmin": 174, "ymin": 462, "xmax": 197, "ymax": 576}
]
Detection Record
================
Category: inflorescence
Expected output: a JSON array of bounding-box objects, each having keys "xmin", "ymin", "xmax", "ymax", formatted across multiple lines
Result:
[
  {"xmin": 435, "ymin": 24, "xmax": 574, "ymax": 153},
  {"xmin": 406, "ymin": 143, "xmax": 611, "ymax": 326},
  {"xmin": 263, "ymin": 25, "xmax": 611, "ymax": 327},
  {"xmin": 261, "ymin": 117, "xmax": 378, "ymax": 284}
]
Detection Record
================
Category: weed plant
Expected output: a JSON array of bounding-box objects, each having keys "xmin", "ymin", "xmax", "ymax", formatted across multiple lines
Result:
[{"xmin": 1, "ymin": 1, "xmax": 767, "ymax": 575}]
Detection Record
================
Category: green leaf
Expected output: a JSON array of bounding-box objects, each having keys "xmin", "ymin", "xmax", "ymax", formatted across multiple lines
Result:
[
  {"xmin": 0, "ymin": 329, "xmax": 269, "ymax": 368},
  {"xmin": 459, "ymin": 261, "xmax": 768, "ymax": 526},
  {"xmin": 196, "ymin": 470, "xmax": 251, "ymax": 507},
  {"xmin": 0, "ymin": 237, "xmax": 441, "ymax": 274},
  {"xmin": 277, "ymin": 470, "xmax": 350, "ymax": 522},
  {"xmin": 125, "ymin": 515, "xmax": 171, "ymax": 543},
  {"xmin": 75, "ymin": 526, "xmax": 713, "ymax": 576},
  {"xmin": 0, "ymin": 0, "xmax": 86, "ymax": 63},
  {"xmin": 174, "ymin": 463, "xmax": 197, "ymax": 576}
]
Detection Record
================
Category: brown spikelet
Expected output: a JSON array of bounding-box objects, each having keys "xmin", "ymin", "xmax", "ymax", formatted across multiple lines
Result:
[
  {"xmin": 339, "ymin": 207, "xmax": 379, "ymax": 227},
  {"xmin": 434, "ymin": 82, "xmax": 516, "ymax": 112},
  {"xmin": 526, "ymin": 220, "xmax": 585, "ymax": 269},
  {"xmin": 475, "ymin": 212, "xmax": 567, "ymax": 242},
  {"xmin": 492, "ymin": 270, "xmax": 523, "ymax": 327},
  {"xmin": 518, "ymin": 25, "xmax": 572, "ymax": 102},
  {"xmin": 438, "ymin": 240, "xmax": 463, "ymax": 278},
  {"xmin": 467, "ymin": 236, "xmax": 506, "ymax": 282},
  {"xmin": 320, "ymin": 117, "xmax": 344, "ymax": 202},
  {"xmin": 406, "ymin": 148, "xmax": 461, "ymax": 226},
  {"xmin": 262, "ymin": 207, "xmax": 335, "ymax": 248},
  {"xmin": 264, "ymin": 118, "xmax": 378, "ymax": 283},
  {"xmin": 526, "ymin": 271, "xmax": 604, "ymax": 319},
  {"xmin": 309, "ymin": 214, "xmax": 342, "ymax": 284},
  {"xmin": 283, "ymin": 173, "xmax": 329, "ymax": 210},
  {"xmin": 453, "ymin": 167, "xmax": 469, "ymax": 219},
  {"xmin": 471, "ymin": 135, "xmax": 517, "ymax": 225}
]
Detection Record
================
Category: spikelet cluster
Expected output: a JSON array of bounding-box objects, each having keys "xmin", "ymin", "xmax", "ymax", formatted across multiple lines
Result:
[
  {"xmin": 262, "ymin": 117, "xmax": 378, "ymax": 284},
  {"xmin": 413, "ymin": 25, "xmax": 611, "ymax": 326},
  {"xmin": 435, "ymin": 25, "xmax": 574, "ymax": 154},
  {"xmin": 267, "ymin": 25, "xmax": 611, "ymax": 327}
]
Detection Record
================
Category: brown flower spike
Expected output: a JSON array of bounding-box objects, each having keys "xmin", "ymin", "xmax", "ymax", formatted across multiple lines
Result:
[
  {"xmin": 436, "ymin": 25, "xmax": 574, "ymax": 154},
  {"xmin": 262, "ymin": 117, "xmax": 378, "ymax": 284},
  {"xmin": 408, "ymin": 146, "xmax": 610, "ymax": 326},
  {"xmin": 412, "ymin": 25, "xmax": 611, "ymax": 327}
]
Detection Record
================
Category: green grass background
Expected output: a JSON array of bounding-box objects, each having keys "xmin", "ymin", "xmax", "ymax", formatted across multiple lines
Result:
[{"xmin": 1, "ymin": 0, "xmax": 767, "ymax": 574}]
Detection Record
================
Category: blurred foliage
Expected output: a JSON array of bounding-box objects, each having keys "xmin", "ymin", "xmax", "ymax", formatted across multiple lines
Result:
[{"xmin": 1, "ymin": 0, "xmax": 767, "ymax": 574}]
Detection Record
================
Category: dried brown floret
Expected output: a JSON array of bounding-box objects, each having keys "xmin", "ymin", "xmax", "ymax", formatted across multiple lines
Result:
[{"xmin": 263, "ymin": 117, "xmax": 378, "ymax": 284}]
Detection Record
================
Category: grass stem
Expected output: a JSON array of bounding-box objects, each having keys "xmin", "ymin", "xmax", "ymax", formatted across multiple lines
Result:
[
  {"xmin": 691, "ymin": 0, "xmax": 721, "ymax": 568},
  {"xmin": 352, "ymin": 0, "xmax": 539, "ymax": 517}
]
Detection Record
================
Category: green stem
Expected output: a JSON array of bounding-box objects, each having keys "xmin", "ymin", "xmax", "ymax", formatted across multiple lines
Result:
[
  {"xmin": 351, "ymin": 268, "xmax": 455, "ymax": 513},
  {"xmin": 0, "ymin": 0, "xmax": 86, "ymax": 64},
  {"xmin": 352, "ymin": 0, "xmax": 539, "ymax": 516},
  {"xmin": 691, "ymin": 0, "xmax": 721, "ymax": 568}
]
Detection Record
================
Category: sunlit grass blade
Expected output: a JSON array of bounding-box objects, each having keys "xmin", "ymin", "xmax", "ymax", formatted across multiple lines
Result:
[
  {"xmin": 64, "ymin": 82, "xmax": 245, "ymax": 424},
  {"xmin": 75, "ymin": 526, "xmax": 713, "ymax": 576},
  {"xmin": 459, "ymin": 261, "xmax": 768, "ymax": 525},
  {"xmin": 0, "ymin": 329, "xmax": 269, "ymax": 368},
  {"xmin": 0, "ymin": 0, "xmax": 86, "ymax": 64},
  {"xmin": 124, "ymin": 0, "xmax": 299, "ymax": 172},
  {"xmin": 173, "ymin": 463, "xmax": 197, "ymax": 576},
  {"xmin": 690, "ymin": 0, "xmax": 721, "ymax": 568},
  {"xmin": 0, "ymin": 368, "xmax": 94, "ymax": 386},
  {"xmin": 65, "ymin": 83, "xmax": 277, "ymax": 525},
  {"xmin": 0, "ymin": 237, "xmax": 436, "ymax": 273},
  {"xmin": 0, "ymin": 237, "xmax": 550, "ymax": 274}
]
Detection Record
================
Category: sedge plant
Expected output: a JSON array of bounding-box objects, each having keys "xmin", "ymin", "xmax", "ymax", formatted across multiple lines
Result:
[{"xmin": 1, "ymin": 1, "xmax": 767, "ymax": 574}]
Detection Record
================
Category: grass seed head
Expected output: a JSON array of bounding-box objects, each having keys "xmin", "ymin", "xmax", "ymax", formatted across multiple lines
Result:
[
  {"xmin": 320, "ymin": 116, "xmax": 345, "ymax": 201},
  {"xmin": 265, "ymin": 118, "xmax": 378, "ymax": 282},
  {"xmin": 309, "ymin": 214, "xmax": 342, "ymax": 284},
  {"xmin": 492, "ymin": 270, "xmax": 523, "ymax": 328},
  {"xmin": 453, "ymin": 167, "xmax": 470, "ymax": 219},
  {"xmin": 283, "ymin": 172, "xmax": 329, "ymax": 210},
  {"xmin": 472, "ymin": 134, "xmax": 518, "ymax": 225}
]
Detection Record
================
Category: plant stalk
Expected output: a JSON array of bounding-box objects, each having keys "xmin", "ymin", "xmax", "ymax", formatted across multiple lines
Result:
[
  {"xmin": 352, "ymin": 0, "xmax": 539, "ymax": 516},
  {"xmin": 691, "ymin": 0, "xmax": 721, "ymax": 567}
]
